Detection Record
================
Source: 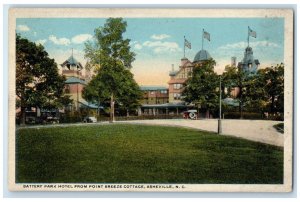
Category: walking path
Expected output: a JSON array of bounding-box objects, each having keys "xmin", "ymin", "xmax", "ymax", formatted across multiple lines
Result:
[
  {"xmin": 118, "ymin": 119, "xmax": 284, "ymax": 147},
  {"xmin": 17, "ymin": 119, "xmax": 284, "ymax": 147}
]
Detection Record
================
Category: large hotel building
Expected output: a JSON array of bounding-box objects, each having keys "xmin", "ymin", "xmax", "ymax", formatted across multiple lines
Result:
[
  {"xmin": 140, "ymin": 44, "xmax": 259, "ymax": 116},
  {"xmin": 139, "ymin": 49, "xmax": 213, "ymax": 116},
  {"xmin": 60, "ymin": 40, "xmax": 259, "ymax": 117},
  {"xmin": 18, "ymin": 29, "xmax": 260, "ymax": 122}
]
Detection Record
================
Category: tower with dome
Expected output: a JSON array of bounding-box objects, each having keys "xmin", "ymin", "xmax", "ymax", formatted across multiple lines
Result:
[
  {"xmin": 237, "ymin": 26, "xmax": 260, "ymax": 75},
  {"xmin": 168, "ymin": 30, "xmax": 214, "ymax": 104}
]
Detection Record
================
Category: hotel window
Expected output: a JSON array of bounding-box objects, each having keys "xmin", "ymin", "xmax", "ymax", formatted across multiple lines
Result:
[
  {"xmin": 150, "ymin": 91, "xmax": 155, "ymax": 95},
  {"xmin": 187, "ymin": 68, "xmax": 192, "ymax": 77},
  {"xmin": 160, "ymin": 90, "xmax": 167, "ymax": 94},
  {"xmin": 173, "ymin": 93, "xmax": 181, "ymax": 100},
  {"xmin": 174, "ymin": 83, "xmax": 182, "ymax": 90}
]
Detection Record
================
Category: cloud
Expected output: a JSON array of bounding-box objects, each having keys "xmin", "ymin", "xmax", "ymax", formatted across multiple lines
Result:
[
  {"xmin": 49, "ymin": 35, "xmax": 70, "ymax": 46},
  {"xmin": 151, "ymin": 34, "xmax": 171, "ymax": 40},
  {"xmin": 35, "ymin": 39, "xmax": 47, "ymax": 45},
  {"xmin": 134, "ymin": 43, "xmax": 143, "ymax": 50},
  {"xmin": 71, "ymin": 34, "xmax": 93, "ymax": 44},
  {"xmin": 130, "ymin": 41, "xmax": 138, "ymax": 45},
  {"xmin": 130, "ymin": 41, "xmax": 143, "ymax": 50},
  {"xmin": 17, "ymin": 25, "xmax": 30, "ymax": 32},
  {"xmin": 143, "ymin": 40, "xmax": 181, "ymax": 53},
  {"xmin": 218, "ymin": 40, "xmax": 279, "ymax": 51}
]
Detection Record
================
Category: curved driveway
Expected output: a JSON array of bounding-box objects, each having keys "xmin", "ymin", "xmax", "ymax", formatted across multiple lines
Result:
[
  {"xmin": 118, "ymin": 119, "xmax": 284, "ymax": 147},
  {"xmin": 18, "ymin": 119, "xmax": 284, "ymax": 147}
]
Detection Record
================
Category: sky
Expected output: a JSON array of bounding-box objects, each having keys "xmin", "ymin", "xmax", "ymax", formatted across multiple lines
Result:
[{"xmin": 16, "ymin": 17, "xmax": 284, "ymax": 86}]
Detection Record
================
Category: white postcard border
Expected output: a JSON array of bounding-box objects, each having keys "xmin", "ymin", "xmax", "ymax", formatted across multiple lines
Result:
[{"xmin": 8, "ymin": 8, "xmax": 294, "ymax": 192}]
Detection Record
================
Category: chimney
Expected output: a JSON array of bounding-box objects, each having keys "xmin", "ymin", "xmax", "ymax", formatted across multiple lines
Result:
[
  {"xmin": 231, "ymin": 56, "xmax": 237, "ymax": 67},
  {"xmin": 181, "ymin": 57, "xmax": 188, "ymax": 66}
]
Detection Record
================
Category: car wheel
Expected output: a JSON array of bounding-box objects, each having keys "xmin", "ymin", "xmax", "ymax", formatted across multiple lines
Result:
[{"xmin": 189, "ymin": 112, "xmax": 196, "ymax": 120}]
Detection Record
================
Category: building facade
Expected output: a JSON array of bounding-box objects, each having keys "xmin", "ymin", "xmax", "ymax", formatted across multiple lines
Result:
[
  {"xmin": 138, "ymin": 48, "xmax": 214, "ymax": 117},
  {"xmin": 238, "ymin": 46, "xmax": 260, "ymax": 74},
  {"xmin": 168, "ymin": 49, "xmax": 213, "ymax": 104},
  {"xmin": 168, "ymin": 57, "xmax": 193, "ymax": 103},
  {"xmin": 140, "ymin": 86, "xmax": 169, "ymax": 105},
  {"xmin": 61, "ymin": 55, "xmax": 98, "ymax": 112}
]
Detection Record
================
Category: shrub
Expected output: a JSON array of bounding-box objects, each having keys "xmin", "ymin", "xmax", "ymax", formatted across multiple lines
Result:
[
  {"xmin": 59, "ymin": 113, "xmax": 82, "ymax": 123},
  {"xmin": 223, "ymin": 112, "xmax": 263, "ymax": 120},
  {"xmin": 273, "ymin": 123, "xmax": 284, "ymax": 134}
]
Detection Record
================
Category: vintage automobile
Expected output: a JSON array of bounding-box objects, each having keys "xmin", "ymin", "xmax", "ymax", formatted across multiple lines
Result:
[
  {"xmin": 183, "ymin": 110, "xmax": 198, "ymax": 120},
  {"xmin": 83, "ymin": 116, "xmax": 97, "ymax": 123},
  {"xmin": 43, "ymin": 116, "xmax": 60, "ymax": 124}
]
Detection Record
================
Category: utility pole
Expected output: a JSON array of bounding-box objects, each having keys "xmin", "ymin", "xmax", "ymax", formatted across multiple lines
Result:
[{"xmin": 218, "ymin": 75, "xmax": 222, "ymax": 134}]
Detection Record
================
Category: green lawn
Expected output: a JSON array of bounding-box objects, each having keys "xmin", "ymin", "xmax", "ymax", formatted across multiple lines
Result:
[{"xmin": 16, "ymin": 124, "xmax": 283, "ymax": 184}]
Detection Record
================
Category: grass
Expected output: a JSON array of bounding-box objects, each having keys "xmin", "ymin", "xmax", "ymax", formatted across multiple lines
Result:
[{"xmin": 16, "ymin": 124, "xmax": 283, "ymax": 184}]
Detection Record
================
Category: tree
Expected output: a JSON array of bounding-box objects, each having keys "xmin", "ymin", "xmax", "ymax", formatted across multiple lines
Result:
[
  {"xmin": 243, "ymin": 72, "xmax": 267, "ymax": 113},
  {"xmin": 182, "ymin": 59, "xmax": 218, "ymax": 118},
  {"xmin": 83, "ymin": 18, "xmax": 141, "ymax": 122},
  {"xmin": 16, "ymin": 34, "xmax": 71, "ymax": 125},
  {"xmin": 114, "ymin": 69, "xmax": 142, "ymax": 117},
  {"xmin": 222, "ymin": 63, "xmax": 284, "ymax": 118},
  {"xmin": 82, "ymin": 60, "xmax": 142, "ymax": 119},
  {"xmin": 222, "ymin": 64, "xmax": 251, "ymax": 118},
  {"xmin": 259, "ymin": 63, "xmax": 284, "ymax": 114},
  {"xmin": 84, "ymin": 18, "xmax": 135, "ymax": 68},
  {"xmin": 222, "ymin": 65, "xmax": 238, "ymax": 97}
]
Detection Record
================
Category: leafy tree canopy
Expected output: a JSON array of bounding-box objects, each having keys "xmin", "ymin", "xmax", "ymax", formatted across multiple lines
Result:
[
  {"xmin": 221, "ymin": 63, "xmax": 284, "ymax": 116},
  {"xmin": 83, "ymin": 18, "xmax": 141, "ymax": 120},
  {"xmin": 183, "ymin": 59, "xmax": 219, "ymax": 113},
  {"xmin": 16, "ymin": 34, "xmax": 71, "ymax": 124}
]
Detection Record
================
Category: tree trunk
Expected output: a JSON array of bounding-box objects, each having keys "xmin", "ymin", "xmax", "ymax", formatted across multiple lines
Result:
[
  {"xmin": 126, "ymin": 109, "xmax": 129, "ymax": 117},
  {"xmin": 239, "ymin": 102, "xmax": 244, "ymax": 119},
  {"xmin": 98, "ymin": 100, "xmax": 101, "ymax": 118},
  {"xmin": 137, "ymin": 107, "xmax": 141, "ymax": 116},
  {"xmin": 239, "ymin": 101, "xmax": 243, "ymax": 119},
  {"xmin": 239, "ymin": 86, "xmax": 243, "ymax": 119},
  {"xmin": 20, "ymin": 106, "xmax": 26, "ymax": 126},
  {"xmin": 206, "ymin": 109, "xmax": 210, "ymax": 119},
  {"xmin": 271, "ymin": 95, "xmax": 275, "ymax": 113},
  {"xmin": 110, "ymin": 93, "xmax": 115, "ymax": 123},
  {"xmin": 19, "ymin": 97, "xmax": 26, "ymax": 125}
]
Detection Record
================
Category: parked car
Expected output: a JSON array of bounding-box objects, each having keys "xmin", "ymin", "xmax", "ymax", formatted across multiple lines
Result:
[
  {"xmin": 183, "ymin": 110, "xmax": 198, "ymax": 120},
  {"xmin": 83, "ymin": 116, "xmax": 97, "ymax": 123},
  {"xmin": 44, "ymin": 116, "xmax": 60, "ymax": 124}
]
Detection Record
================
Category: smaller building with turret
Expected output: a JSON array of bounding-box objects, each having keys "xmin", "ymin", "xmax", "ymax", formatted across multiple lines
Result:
[
  {"xmin": 61, "ymin": 54, "xmax": 98, "ymax": 112},
  {"xmin": 238, "ymin": 26, "xmax": 260, "ymax": 74}
]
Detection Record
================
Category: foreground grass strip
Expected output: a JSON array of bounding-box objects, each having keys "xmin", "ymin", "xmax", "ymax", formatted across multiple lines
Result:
[{"xmin": 16, "ymin": 124, "xmax": 283, "ymax": 184}]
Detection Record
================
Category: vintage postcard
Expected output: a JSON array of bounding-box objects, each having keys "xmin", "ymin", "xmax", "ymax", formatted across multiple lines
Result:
[{"xmin": 8, "ymin": 8, "xmax": 293, "ymax": 192}]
